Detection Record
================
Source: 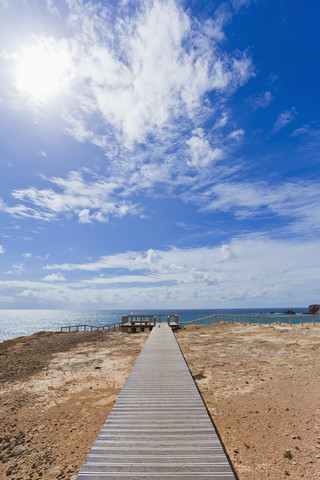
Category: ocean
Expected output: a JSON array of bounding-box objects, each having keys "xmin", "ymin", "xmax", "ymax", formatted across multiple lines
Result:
[{"xmin": 0, "ymin": 307, "xmax": 310, "ymax": 342}]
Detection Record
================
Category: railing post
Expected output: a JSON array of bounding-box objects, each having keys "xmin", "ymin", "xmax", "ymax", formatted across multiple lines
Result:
[
  {"xmin": 223, "ymin": 315, "xmax": 225, "ymax": 324},
  {"xmin": 154, "ymin": 316, "xmax": 156, "ymax": 326},
  {"xmin": 167, "ymin": 315, "xmax": 170, "ymax": 325},
  {"xmin": 278, "ymin": 316, "xmax": 281, "ymax": 326},
  {"xmin": 231, "ymin": 316, "xmax": 233, "ymax": 324},
  {"xmin": 249, "ymin": 316, "xmax": 251, "ymax": 325},
  {"xmin": 301, "ymin": 315, "xmax": 303, "ymax": 326},
  {"xmin": 313, "ymin": 315, "xmax": 315, "ymax": 326},
  {"xmin": 289, "ymin": 316, "xmax": 292, "ymax": 326},
  {"xmin": 258, "ymin": 316, "xmax": 260, "ymax": 326}
]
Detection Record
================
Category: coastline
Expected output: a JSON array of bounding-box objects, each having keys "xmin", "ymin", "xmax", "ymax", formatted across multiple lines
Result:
[{"xmin": 1, "ymin": 323, "xmax": 320, "ymax": 479}]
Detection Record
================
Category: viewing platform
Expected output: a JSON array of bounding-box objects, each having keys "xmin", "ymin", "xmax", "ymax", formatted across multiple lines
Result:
[{"xmin": 121, "ymin": 313, "xmax": 179, "ymax": 332}]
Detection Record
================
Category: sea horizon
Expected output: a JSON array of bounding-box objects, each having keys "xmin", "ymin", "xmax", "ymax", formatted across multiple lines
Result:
[{"xmin": 0, "ymin": 307, "xmax": 309, "ymax": 342}]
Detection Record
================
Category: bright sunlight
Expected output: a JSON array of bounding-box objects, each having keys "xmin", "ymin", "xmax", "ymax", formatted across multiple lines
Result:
[{"xmin": 15, "ymin": 38, "xmax": 71, "ymax": 101}]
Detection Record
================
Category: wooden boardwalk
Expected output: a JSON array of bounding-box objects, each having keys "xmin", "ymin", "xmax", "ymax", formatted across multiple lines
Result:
[{"xmin": 76, "ymin": 323, "xmax": 237, "ymax": 480}]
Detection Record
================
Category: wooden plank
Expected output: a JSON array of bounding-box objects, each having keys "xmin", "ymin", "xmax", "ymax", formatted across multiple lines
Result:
[{"xmin": 76, "ymin": 323, "xmax": 237, "ymax": 480}]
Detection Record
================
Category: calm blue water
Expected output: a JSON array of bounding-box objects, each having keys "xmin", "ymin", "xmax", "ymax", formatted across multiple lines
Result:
[{"xmin": 0, "ymin": 307, "xmax": 312, "ymax": 342}]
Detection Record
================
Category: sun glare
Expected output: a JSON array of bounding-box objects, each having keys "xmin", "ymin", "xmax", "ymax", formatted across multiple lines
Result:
[{"xmin": 16, "ymin": 39, "xmax": 71, "ymax": 101}]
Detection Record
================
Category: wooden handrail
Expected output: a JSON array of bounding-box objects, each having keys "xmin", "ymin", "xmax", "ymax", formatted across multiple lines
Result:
[{"xmin": 60, "ymin": 322, "xmax": 121, "ymax": 332}]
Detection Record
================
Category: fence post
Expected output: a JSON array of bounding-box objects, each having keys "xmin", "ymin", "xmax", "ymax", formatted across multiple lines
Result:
[
  {"xmin": 301, "ymin": 316, "xmax": 303, "ymax": 326},
  {"xmin": 167, "ymin": 315, "xmax": 170, "ymax": 325},
  {"xmin": 249, "ymin": 316, "xmax": 251, "ymax": 325},
  {"xmin": 313, "ymin": 315, "xmax": 315, "ymax": 326},
  {"xmin": 231, "ymin": 316, "xmax": 233, "ymax": 324},
  {"xmin": 289, "ymin": 316, "xmax": 292, "ymax": 326},
  {"xmin": 258, "ymin": 316, "xmax": 260, "ymax": 326},
  {"xmin": 278, "ymin": 316, "xmax": 281, "ymax": 326}
]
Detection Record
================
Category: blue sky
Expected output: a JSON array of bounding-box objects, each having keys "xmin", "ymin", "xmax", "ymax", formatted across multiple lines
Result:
[{"xmin": 0, "ymin": 0, "xmax": 319, "ymax": 309}]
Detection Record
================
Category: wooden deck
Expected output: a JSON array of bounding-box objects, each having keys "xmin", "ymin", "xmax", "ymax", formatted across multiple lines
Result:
[
  {"xmin": 121, "ymin": 314, "xmax": 179, "ymax": 332},
  {"xmin": 76, "ymin": 323, "xmax": 237, "ymax": 480}
]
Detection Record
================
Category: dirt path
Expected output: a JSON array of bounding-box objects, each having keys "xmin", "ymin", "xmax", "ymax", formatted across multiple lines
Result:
[
  {"xmin": 0, "ymin": 330, "xmax": 148, "ymax": 480},
  {"xmin": 175, "ymin": 323, "xmax": 320, "ymax": 480}
]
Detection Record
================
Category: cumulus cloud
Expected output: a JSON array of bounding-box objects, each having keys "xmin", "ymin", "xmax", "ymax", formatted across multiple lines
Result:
[
  {"xmin": 0, "ymin": 245, "xmax": 4, "ymax": 254},
  {"xmin": 186, "ymin": 129, "xmax": 224, "ymax": 168},
  {"xmin": 272, "ymin": 107, "xmax": 297, "ymax": 133},
  {"xmin": 43, "ymin": 272, "xmax": 66, "ymax": 282}
]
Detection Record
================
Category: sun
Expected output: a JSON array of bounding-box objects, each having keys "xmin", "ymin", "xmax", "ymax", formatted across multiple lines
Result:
[{"xmin": 15, "ymin": 38, "xmax": 71, "ymax": 101}]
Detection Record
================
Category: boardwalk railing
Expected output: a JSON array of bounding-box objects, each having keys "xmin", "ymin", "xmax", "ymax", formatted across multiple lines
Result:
[
  {"xmin": 181, "ymin": 313, "xmax": 320, "ymax": 327},
  {"xmin": 60, "ymin": 322, "xmax": 121, "ymax": 333},
  {"xmin": 121, "ymin": 314, "xmax": 179, "ymax": 326},
  {"xmin": 60, "ymin": 314, "xmax": 179, "ymax": 333}
]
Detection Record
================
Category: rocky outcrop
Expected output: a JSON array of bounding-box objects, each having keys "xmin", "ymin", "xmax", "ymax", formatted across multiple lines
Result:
[
  {"xmin": 308, "ymin": 304, "xmax": 320, "ymax": 315},
  {"xmin": 283, "ymin": 309, "xmax": 296, "ymax": 315}
]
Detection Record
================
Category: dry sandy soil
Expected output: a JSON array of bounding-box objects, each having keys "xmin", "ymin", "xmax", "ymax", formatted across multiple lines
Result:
[
  {"xmin": 176, "ymin": 323, "xmax": 320, "ymax": 480},
  {"xmin": 0, "ymin": 329, "xmax": 148, "ymax": 480},
  {"xmin": 1, "ymin": 323, "xmax": 320, "ymax": 480}
]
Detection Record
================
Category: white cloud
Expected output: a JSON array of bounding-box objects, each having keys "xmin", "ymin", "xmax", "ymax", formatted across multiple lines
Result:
[
  {"xmin": 232, "ymin": 0, "xmax": 251, "ymax": 11},
  {"xmin": 272, "ymin": 107, "xmax": 297, "ymax": 133},
  {"xmin": 7, "ymin": 0, "xmax": 253, "ymax": 151},
  {"xmin": 0, "ymin": 197, "xmax": 55, "ymax": 221},
  {"xmin": 214, "ymin": 112, "xmax": 228, "ymax": 129},
  {"xmin": 0, "ymin": 236, "xmax": 318, "ymax": 308},
  {"xmin": 46, "ymin": 0, "xmax": 59, "ymax": 15},
  {"xmin": 1, "ymin": 170, "xmax": 139, "ymax": 223},
  {"xmin": 22, "ymin": 253, "xmax": 32, "ymax": 258},
  {"xmin": 0, "ymin": 245, "xmax": 4, "ymax": 254},
  {"xmin": 186, "ymin": 129, "xmax": 224, "ymax": 168},
  {"xmin": 250, "ymin": 91, "xmax": 273, "ymax": 110},
  {"xmin": 198, "ymin": 180, "xmax": 320, "ymax": 232},
  {"xmin": 78, "ymin": 209, "xmax": 91, "ymax": 224},
  {"xmin": 43, "ymin": 272, "xmax": 66, "ymax": 282},
  {"xmin": 228, "ymin": 129, "xmax": 244, "ymax": 140},
  {"xmin": 0, "ymin": 0, "xmax": 256, "ymax": 223}
]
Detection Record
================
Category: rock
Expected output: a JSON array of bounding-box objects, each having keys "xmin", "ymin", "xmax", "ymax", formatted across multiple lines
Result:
[
  {"xmin": 308, "ymin": 304, "xmax": 320, "ymax": 315},
  {"xmin": 11, "ymin": 446, "xmax": 24, "ymax": 456},
  {"xmin": 49, "ymin": 465, "xmax": 62, "ymax": 476},
  {"xmin": 283, "ymin": 309, "xmax": 296, "ymax": 315}
]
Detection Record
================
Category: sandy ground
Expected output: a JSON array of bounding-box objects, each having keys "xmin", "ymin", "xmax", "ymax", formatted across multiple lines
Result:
[
  {"xmin": 176, "ymin": 323, "xmax": 320, "ymax": 480},
  {"xmin": 0, "ymin": 329, "xmax": 148, "ymax": 480},
  {"xmin": 0, "ymin": 324, "xmax": 320, "ymax": 480}
]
